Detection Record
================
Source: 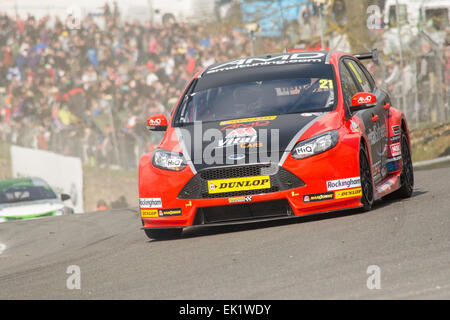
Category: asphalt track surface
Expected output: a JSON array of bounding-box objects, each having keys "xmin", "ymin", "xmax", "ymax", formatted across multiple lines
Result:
[{"xmin": 0, "ymin": 166, "xmax": 449, "ymax": 299}]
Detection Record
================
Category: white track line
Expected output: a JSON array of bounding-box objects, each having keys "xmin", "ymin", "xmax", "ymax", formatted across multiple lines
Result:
[
  {"xmin": 0, "ymin": 243, "xmax": 6, "ymax": 255},
  {"xmin": 414, "ymin": 155, "xmax": 450, "ymax": 168}
]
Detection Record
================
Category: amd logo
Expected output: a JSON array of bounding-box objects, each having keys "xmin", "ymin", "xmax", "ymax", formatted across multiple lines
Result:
[
  {"xmin": 357, "ymin": 95, "xmax": 373, "ymax": 104},
  {"xmin": 148, "ymin": 118, "xmax": 161, "ymax": 126},
  {"xmin": 207, "ymin": 52, "xmax": 326, "ymax": 73}
]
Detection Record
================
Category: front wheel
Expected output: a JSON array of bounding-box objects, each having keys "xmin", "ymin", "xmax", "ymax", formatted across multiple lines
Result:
[
  {"xmin": 390, "ymin": 131, "xmax": 414, "ymax": 199},
  {"xmin": 144, "ymin": 228, "xmax": 183, "ymax": 240}
]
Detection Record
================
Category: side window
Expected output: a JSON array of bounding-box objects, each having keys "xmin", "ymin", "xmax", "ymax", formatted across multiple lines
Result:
[
  {"xmin": 358, "ymin": 61, "xmax": 376, "ymax": 90},
  {"xmin": 340, "ymin": 62, "xmax": 360, "ymax": 107},
  {"xmin": 346, "ymin": 60, "xmax": 373, "ymax": 92}
]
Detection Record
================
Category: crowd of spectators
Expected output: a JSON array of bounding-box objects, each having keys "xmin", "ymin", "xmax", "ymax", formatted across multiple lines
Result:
[
  {"xmin": 380, "ymin": 27, "xmax": 450, "ymax": 123},
  {"xmin": 0, "ymin": 4, "xmax": 252, "ymax": 169}
]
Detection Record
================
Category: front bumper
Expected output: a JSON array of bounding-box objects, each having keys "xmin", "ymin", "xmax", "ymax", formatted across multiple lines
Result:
[{"xmin": 139, "ymin": 139, "xmax": 362, "ymax": 229}]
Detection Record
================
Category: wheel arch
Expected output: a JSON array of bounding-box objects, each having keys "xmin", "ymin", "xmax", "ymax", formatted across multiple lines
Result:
[
  {"xmin": 359, "ymin": 135, "xmax": 372, "ymax": 169},
  {"xmin": 400, "ymin": 118, "xmax": 411, "ymax": 148}
]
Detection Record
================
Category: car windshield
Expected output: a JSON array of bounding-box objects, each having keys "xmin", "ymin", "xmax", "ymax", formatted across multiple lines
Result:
[
  {"xmin": 175, "ymin": 74, "xmax": 335, "ymax": 125},
  {"xmin": 0, "ymin": 185, "xmax": 57, "ymax": 204}
]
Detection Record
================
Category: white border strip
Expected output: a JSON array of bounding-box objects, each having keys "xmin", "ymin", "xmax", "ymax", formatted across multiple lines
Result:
[{"xmin": 413, "ymin": 155, "xmax": 450, "ymax": 168}]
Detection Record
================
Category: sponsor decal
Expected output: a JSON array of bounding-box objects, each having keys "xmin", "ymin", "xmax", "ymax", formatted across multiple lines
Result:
[
  {"xmin": 300, "ymin": 112, "xmax": 323, "ymax": 117},
  {"xmin": 350, "ymin": 120, "xmax": 361, "ymax": 133},
  {"xmin": 139, "ymin": 198, "xmax": 162, "ymax": 208},
  {"xmin": 228, "ymin": 154, "xmax": 245, "ymax": 161},
  {"xmin": 207, "ymin": 52, "xmax": 326, "ymax": 74},
  {"xmin": 388, "ymin": 155, "xmax": 402, "ymax": 162},
  {"xmin": 291, "ymin": 191, "xmax": 300, "ymax": 197},
  {"xmin": 390, "ymin": 142, "xmax": 401, "ymax": 157},
  {"xmin": 148, "ymin": 118, "xmax": 161, "ymax": 126},
  {"xmin": 367, "ymin": 122, "xmax": 385, "ymax": 146},
  {"xmin": 376, "ymin": 178, "xmax": 395, "ymax": 194},
  {"xmin": 334, "ymin": 187, "xmax": 362, "ymax": 199},
  {"xmin": 348, "ymin": 62, "xmax": 363, "ymax": 83},
  {"xmin": 228, "ymin": 196, "xmax": 253, "ymax": 203},
  {"xmin": 326, "ymin": 177, "xmax": 361, "ymax": 191},
  {"xmin": 167, "ymin": 158, "xmax": 183, "ymax": 168},
  {"xmin": 227, "ymin": 127, "xmax": 257, "ymax": 137},
  {"xmin": 240, "ymin": 142, "xmax": 263, "ymax": 148},
  {"xmin": 390, "ymin": 135, "xmax": 400, "ymax": 142},
  {"xmin": 207, "ymin": 176, "xmax": 271, "ymax": 194},
  {"xmin": 221, "ymin": 120, "xmax": 270, "ymax": 131},
  {"xmin": 294, "ymin": 144, "xmax": 314, "ymax": 157},
  {"xmin": 158, "ymin": 208, "xmax": 182, "ymax": 217},
  {"xmin": 303, "ymin": 192, "xmax": 334, "ymax": 203},
  {"xmin": 141, "ymin": 209, "xmax": 158, "ymax": 218},
  {"xmin": 219, "ymin": 116, "xmax": 277, "ymax": 126},
  {"xmin": 185, "ymin": 201, "xmax": 192, "ymax": 207},
  {"xmin": 357, "ymin": 95, "xmax": 373, "ymax": 104},
  {"xmin": 275, "ymin": 86, "xmax": 302, "ymax": 96},
  {"xmin": 387, "ymin": 160, "xmax": 400, "ymax": 173},
  {"xmin": 391, "ymin": 125, "xmax": 401, "ymax": 135},
  {"xmin": 218, "ymin": 127, "xmax": 258, "ymax": 148}
]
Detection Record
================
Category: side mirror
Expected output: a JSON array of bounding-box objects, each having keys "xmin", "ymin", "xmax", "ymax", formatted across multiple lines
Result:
[
  {"xmin": 147, "ymin": 114, "xmax": 168, "ymax": 131},
  {"xmin": 350, "ymin": 92, "xmax": 376, "ymax": 113},
  {"xmin": 61, "ymin": 193, "xmax": 71, "ymax": 201}
]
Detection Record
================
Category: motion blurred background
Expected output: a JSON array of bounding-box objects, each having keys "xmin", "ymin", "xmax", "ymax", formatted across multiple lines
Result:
[{"xmin": 0, "ymin": 0, "xmax": 448, "ymax": 212}]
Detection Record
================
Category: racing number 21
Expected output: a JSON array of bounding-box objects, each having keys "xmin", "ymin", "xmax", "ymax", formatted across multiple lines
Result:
[{"xmin": 319, "ymin": 79, "xmax": 333, "ymax": 90}]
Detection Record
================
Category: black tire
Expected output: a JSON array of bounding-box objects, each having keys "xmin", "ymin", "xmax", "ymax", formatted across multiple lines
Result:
[
  {"xmin": 144, "ymin": 228, "xmax": 182, "ymax": 240},
  {"xmin": 389, "ymin": 131, "xmax": 414, "ymax": 199},
  {"xmin": 359, "ymin": 144, "xmax": 374, "ymax": 211}
]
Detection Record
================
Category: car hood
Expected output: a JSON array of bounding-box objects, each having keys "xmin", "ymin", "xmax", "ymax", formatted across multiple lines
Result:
[
  {"xmin": 174, "ymin": 112, "xmax": 332, "ymax": 172},
  {"xmin": 0, "ymin": 199, "xmax": 64, "ymax": 220}
]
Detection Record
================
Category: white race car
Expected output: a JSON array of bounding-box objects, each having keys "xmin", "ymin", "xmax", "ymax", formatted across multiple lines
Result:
[{"xmin": 0, "ymin": 177, "xmax": 73, "ymax": 223}]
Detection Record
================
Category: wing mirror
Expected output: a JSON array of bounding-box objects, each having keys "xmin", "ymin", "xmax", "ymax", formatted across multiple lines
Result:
[
  {"xmin": 61, "ymin": 193, "xmax": 71, "ymax": 201},
  {"xmin": 147, "ymin": 114, "xmax": 168, "ymax": 131},
  {"xmin": 350, "ymin": 92, "xmax": 377, "ymax": 112}
]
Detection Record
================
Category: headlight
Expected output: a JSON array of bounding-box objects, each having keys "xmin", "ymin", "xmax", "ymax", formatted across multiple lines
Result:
[
  {"xmin": 291, "ymin": 130, "xmax": 339, "ymax": 159},
  {"xmin": 152, "ymin": 149, "xmax": 187, "ymax": 171}
]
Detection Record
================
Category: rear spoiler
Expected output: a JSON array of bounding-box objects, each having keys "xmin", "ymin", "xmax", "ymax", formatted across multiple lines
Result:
[{"xmin": 353, "ymin": 49, "xmax": 379, "ymax": 65}]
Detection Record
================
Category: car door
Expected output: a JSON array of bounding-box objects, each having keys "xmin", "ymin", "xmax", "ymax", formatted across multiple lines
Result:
[{"xmin": 343, "ymin": 58, "xmax": 389, "ymax": 183}]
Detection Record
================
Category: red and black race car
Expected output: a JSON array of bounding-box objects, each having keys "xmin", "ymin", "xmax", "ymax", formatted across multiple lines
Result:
[{"xmin": 139, "ymin": 49, "xmax": 414, "ymax": 240}]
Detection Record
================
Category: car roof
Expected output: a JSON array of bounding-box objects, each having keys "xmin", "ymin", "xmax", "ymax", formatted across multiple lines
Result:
[
  {"xmin": 201, "ymin": 50, "xmax": 331, "ymax": 77},
  {"xmin": 0, "ymin": 177, "xmax": 50, "ymax": 190},
  {"xmin": 191, "ymin": 50, "xmax": 339, "ymax": 92}
]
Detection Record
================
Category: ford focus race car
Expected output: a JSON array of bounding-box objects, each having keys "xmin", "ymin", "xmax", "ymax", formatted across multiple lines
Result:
[{"xmin": 139, "ymin": 50, "xmax": 414, "ymax": 240}]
